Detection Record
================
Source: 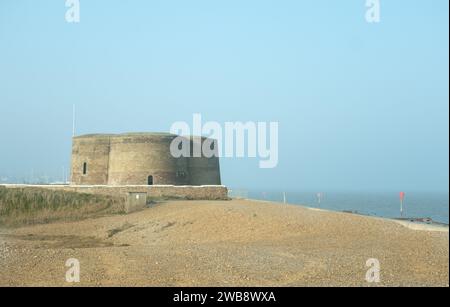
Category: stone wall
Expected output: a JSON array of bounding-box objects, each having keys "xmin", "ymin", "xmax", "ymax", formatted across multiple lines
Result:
[
  {"xmin": 71, "ymin": 135, "xmax": 111, "ymax": 185},
  {"xmin": 71, "ymin": 133, "xmax": 222, "ymax": 186},
  {"xmin": 107, "ymin": 134, "xmax": 191, "ymax": 186},
  {"xmin": 186, "ymin": 136, "xmax": 222, "ymax": 185}
]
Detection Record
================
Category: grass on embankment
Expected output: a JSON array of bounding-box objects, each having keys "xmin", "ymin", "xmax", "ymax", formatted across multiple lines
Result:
[{"xmin": 0, "ymin": 186, "xmax": 125, "ymax": 227}]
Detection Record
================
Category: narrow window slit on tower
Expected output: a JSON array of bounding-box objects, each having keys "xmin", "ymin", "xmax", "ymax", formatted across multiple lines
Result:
[{"xmin": 83, "ymin": 162, "xmax": 87, "ymax": 175}]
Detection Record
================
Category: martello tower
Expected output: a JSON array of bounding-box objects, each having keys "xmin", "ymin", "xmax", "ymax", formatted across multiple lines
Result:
[{"xmin": 70, "ymin": 133, "xmax": 221, "ymax": 186}]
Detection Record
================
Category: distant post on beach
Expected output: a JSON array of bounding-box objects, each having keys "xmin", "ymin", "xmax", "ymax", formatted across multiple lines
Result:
[
  {"xmin": 399, "ymin": 192, "xmax": 406, "ymax": 217},
  {"xmin": 316, "ymin": 192, "xmax": 323, "ymax": 207}
]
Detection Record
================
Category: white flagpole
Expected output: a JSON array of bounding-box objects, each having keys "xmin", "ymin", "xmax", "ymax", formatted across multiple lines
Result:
[{"xmin": 72, "ymin": 104, "xmax": 76, "ymax": 137}]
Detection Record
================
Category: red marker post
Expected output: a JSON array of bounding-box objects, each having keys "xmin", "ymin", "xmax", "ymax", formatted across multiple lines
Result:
[{"xmin": 399, "ymin": 192, "xmax": 406, "ymax": 217}]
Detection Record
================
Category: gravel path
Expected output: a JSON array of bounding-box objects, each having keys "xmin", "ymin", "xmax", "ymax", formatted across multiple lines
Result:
[{"xmin": 0, "ymin": 199, "xmax": 448, "ymax": 286}]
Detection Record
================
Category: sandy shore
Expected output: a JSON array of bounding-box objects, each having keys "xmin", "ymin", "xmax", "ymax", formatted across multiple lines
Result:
[{"xmin": 0, "ymin": 199, "xmax": 448, "ymax": 287}]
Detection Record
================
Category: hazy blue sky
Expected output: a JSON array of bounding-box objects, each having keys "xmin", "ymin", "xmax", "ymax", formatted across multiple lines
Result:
[{"xmin": 0, "ymin": 0, "xmax": 448, "ymax": 192}]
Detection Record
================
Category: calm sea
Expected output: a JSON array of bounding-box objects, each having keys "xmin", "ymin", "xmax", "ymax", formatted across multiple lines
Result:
[{"xmin": 231, "ymin": 190, "xmax": 449, "ymax": 225}]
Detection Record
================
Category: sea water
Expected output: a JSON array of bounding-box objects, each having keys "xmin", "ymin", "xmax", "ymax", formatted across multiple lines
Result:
[{"xmin": 235, "ymin": 190, "xmax": 449, "ymax": 224}]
